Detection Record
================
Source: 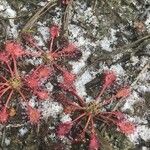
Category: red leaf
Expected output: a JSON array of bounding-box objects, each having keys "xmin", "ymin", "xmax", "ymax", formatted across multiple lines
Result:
[
  {"xmin": 25, "ymin": 66, "xmax": 52, "ymax": 90},
  {"xmin": 117, "ymin": 121, "xmax": 135, "ymax": 134},
  {"xmin": 62, "ymin": 44, "xmax": 77, "ymax": 53},
  {"xmin": 89, "ymin": 132, "xmax": 99, "ymax": 150},
  {"xmin": 113, "ymin": 111, "xmax": 125, "ymax": 120},
  {"xmin": 63, "ymin": 71, "xmax": 76, "ymax": 86},
  {"xmin": 116, "ymin": 87, "xmax": 130, "ymax": 98},
  {"xmin": 0, "ymin": 52, "xmax": 9, "ymax": 63},
  {"xmin": 103, "ymin": 71, "xmax": 116, "ymax": 88},
  {"xmin": 36, "ymin": 66, "xmax": 52, "ymax": 79},
  {"xmin": 27, "ymin": 105, "xmax": 40, "ymax": 124},
  {"xmin": 57, "ymin": 121, "xmax": 72, "ymax": 137},
  {"xmin": 0, "ymin": 107, "xmax": 9, "ymax": 123},
  {"xmin": 50, "ymin": 25, "xmax": 60, "ymax": 39},
  {"xmin": 5, "ymin": 41, "xmax": 25, "ymax": 58},
  {"xmin": 25, "ymin": 76, "xmax": 39, "ymax": 90},
  {"xmin": 34, "ymin": 90, "xmax": 49, "ymax": 100}
]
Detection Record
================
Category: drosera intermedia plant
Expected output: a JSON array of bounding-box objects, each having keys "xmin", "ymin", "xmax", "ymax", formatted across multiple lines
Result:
[
  {"xmin": 56, "ymin": 71, "xmax": 135, "ymax": 150},
  {"xmin": 0, "ymin": 41, "xmax": 29, "ymax": 123},
  {"xmin": 0, "ymin": 41, "xmax": 52, "ymax": 124},
  {"xmin": 21, "ymin": 25, "xmax": 81, "ymax": 86},
  {"xmin": 0, "ymin": 24, "xmax": 81, "ymax": 125}
]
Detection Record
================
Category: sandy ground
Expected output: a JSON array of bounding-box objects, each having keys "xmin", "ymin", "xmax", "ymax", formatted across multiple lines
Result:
[{"xmin": 0, "ymin": 0, "xmax": 150, "ymax": 149}]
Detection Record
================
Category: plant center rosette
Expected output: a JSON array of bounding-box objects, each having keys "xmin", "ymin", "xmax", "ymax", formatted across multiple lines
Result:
[{"xmin": 56, "ymin": 71, "xmax": 135, "ymax": 150}]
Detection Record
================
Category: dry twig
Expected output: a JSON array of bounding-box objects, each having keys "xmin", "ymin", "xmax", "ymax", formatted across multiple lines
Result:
[
  {"xmin": 22, "ymin": 0, "xmax": 57, "ymax": 32},
  {"xmin": 61, "ymin": 0, "xmax": 73, "ymax": 38}
]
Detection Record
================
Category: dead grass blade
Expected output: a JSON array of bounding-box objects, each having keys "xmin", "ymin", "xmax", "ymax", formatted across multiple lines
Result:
[{"xmin": 22, "ymin": 0, "xmax": 57, "ymax": 32}]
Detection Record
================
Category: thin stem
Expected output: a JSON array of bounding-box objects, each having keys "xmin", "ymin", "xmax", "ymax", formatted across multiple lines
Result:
[
  {"xmin": 95, "ymin": 85, "xmax": 106, "ymax": 101},
  {"xmin": 0, "ymin": 83, "xmax": 8, "ymax": 86},
  {"xmin": 76, "ymin": 115, "xmax": 92, "ymax": 140},
  {"xmin": 82, "ymin": 114, "xmax": 92, "ymax": 132},
  {"xmin": 26, "ymin": 51, "xmax": 42, "ymax": 57},
  {"xmin": 5, "ymin": 90, "xmax": 13, "ymax": 107},
  {"xmin": 0, "ymin": 87, "xmax": 11, "ymax": 98},
  {"xmin": 102, "ymin": 95, "xmax": 116, "ymax": 106},
  {"xmin": 71, "ymin": 90, "xmax": 86, "ymax": 106},
  {"xmin": 0, "ymin": 76, "xmax": 8, "ymax": 82},
  {"xmin": 33, "ymin": 64, "xmax": 42, "ymax": 73},
  {"xmin": 94, "ymin": 116, "xmax": 109, "ymax": 125},
  {"xmin": 53, "ymin": 63, "xmax": 63, "ymax": 72},
  {"xmin": 91, "ymin": 116, "xmax": 96, "ymax": 133},
  {"xmin": 72, "ymin": 113, "xmax": 86, "ymax": 123},
  {"xmin": 6, "ymin": 62, "xmax": 14, "ymax": 77},
  {"xmin": 53, "ymin": 48, "xmax": 61, "ymax": 53},
  {"xmin": 49, "ymin": 38, "xmax": 54, "ymax": 52},
  {"xmin": 18, "ymin": 90, "xmax": 27, "ymax": 101},
  {"xmin": 12, "ymin": 56, "xmax": 19, "ymax": 77},
  {"xmin": 100, "ymin": 112, "xmax": 115, "ymax": 115},
  {"xmin": 65, "ymin": 100, "xmax": 84, "ymax": 110},
  {"xmin": 58, "ymin": 81, "xmax": 86, "ymax": 107},
  {"xmin": 98, "ymin": 114, "xmax": 116, "ymax": 124},
  {"xmin": 0, "ymin": 84, "xmax": 9, "ymax": 91},
  {"xmin": 31, "ymin": 42, "xmax": 43, "ymax": 52},
  {"xmin": 74, "ymin": 93, "xmax": 86, "ymax": 106},
  {"xmin": 26, "ymin": 64, "xmax": 43, "ymax": 80}
]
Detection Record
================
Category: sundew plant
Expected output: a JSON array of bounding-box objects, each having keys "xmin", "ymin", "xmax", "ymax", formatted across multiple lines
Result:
[{"xmin": 3, "ymin": 0, "xmax": 150, "ymax": 149}]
